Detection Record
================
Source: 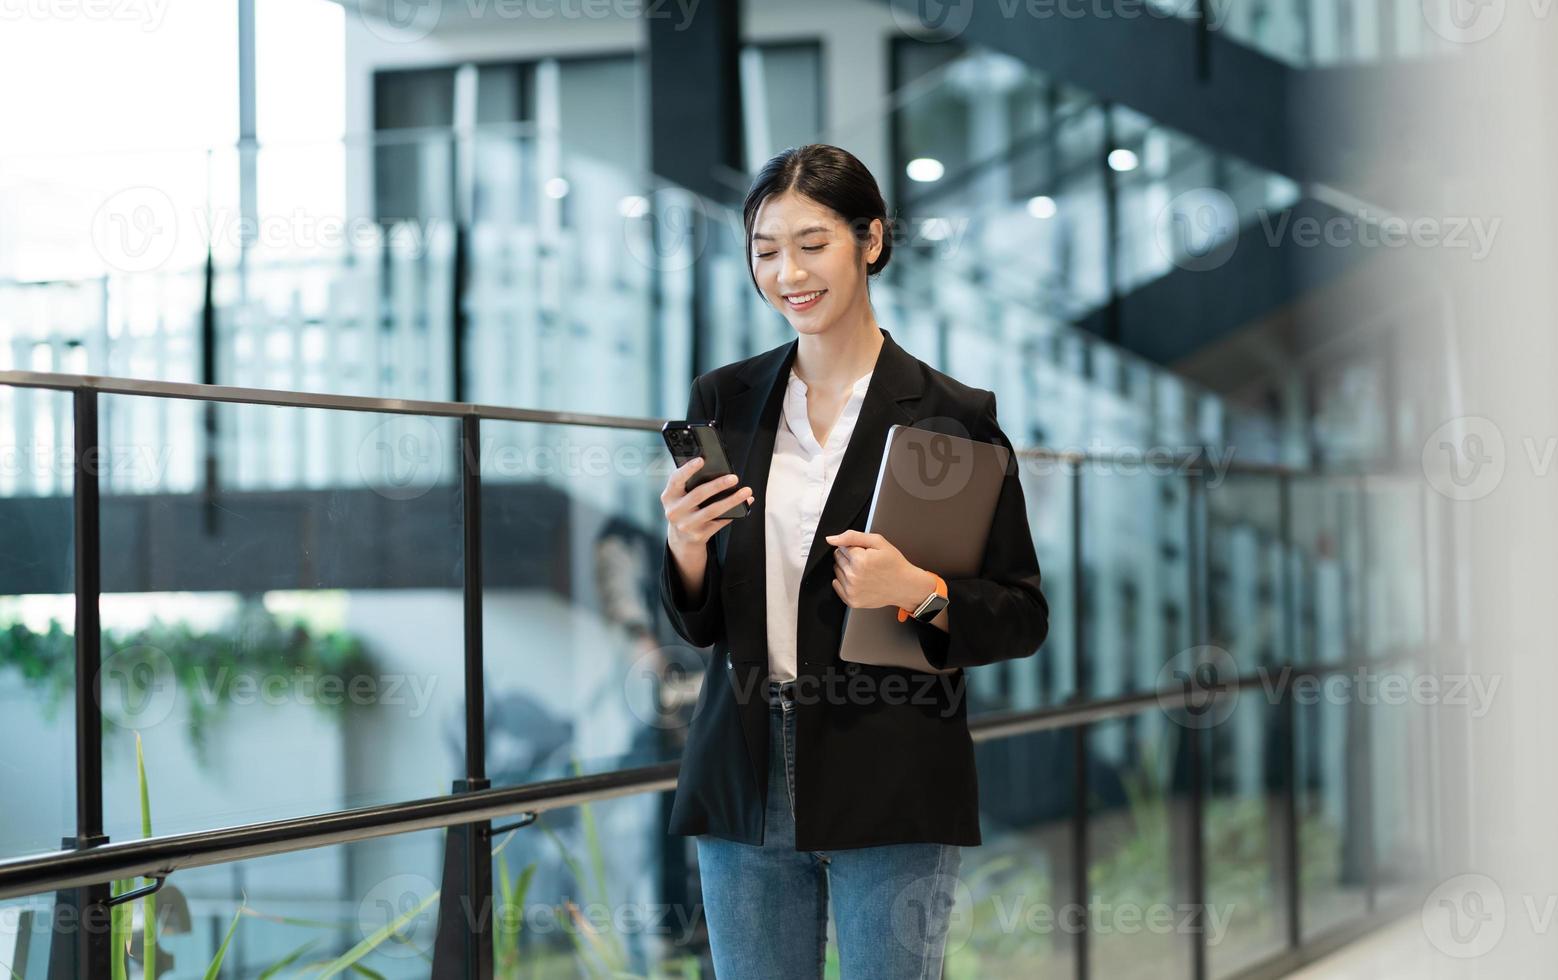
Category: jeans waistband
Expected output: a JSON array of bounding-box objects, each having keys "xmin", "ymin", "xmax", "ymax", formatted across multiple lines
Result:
[{"xmin": 766, "ymin": 679, "xmax": 797, "ymax": 707}]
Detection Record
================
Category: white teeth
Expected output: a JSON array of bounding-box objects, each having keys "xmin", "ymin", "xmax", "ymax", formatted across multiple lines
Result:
[{"xmin": 787, "ymin": 290, "xmax": 823, "ymax": 304}]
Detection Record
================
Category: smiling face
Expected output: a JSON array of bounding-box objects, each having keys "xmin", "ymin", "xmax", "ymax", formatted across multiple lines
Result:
[{"xmin": 749, "ymin": 189, "xmax": 883, "ymax": 338}]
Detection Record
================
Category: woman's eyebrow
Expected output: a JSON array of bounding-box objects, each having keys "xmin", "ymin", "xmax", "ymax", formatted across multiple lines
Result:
[{"xmin": 752, "ymin": 224, "xmax": 830, "ymax": 242}]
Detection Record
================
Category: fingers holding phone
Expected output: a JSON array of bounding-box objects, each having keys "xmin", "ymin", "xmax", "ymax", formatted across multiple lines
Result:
[{"xmin": 662, "ymin": 456, "xmax": 755, "ymax": 549}]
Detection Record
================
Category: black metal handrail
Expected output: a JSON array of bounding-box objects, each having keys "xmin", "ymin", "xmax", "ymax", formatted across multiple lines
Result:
[{"xmin": 0, "ymin": 368, "xmax": 1402, "ymax": 479}]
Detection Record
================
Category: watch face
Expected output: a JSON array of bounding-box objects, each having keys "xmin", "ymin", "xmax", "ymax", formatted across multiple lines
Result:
[{"xmin": 915, "ymin": 593, "xmax": 949, "ymax": 622}]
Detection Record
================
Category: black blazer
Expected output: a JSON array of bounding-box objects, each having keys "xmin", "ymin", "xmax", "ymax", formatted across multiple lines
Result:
[{"xmin": 658, "ymin": 327, "xmax": 1050, "ymax": 851}]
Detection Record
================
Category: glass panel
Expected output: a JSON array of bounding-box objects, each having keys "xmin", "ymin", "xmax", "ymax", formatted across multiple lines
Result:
[
  {"xmin": 97, "ymin": 395, "xmax": 464, "ymax": 842},
  {"xmin": 1204, "ymin": 696, "xmax": 1290, "ymax": 978},
  {"xmin": 1084, "ymin": 471, "xmax": 1194, "ymax": 699},
  {"xmin": 1206, "ymin": 474, "xmax": 1285, "ymax": 675},
  {"xmin": 0, "ymin": 386, "xmax": 76, "ymax": 861},
  {"xmin": 51, "ymin": 827, "xmax": 445, "ymax": 978},
  {"xmin": 968, "ymin": 458, "xmax": 1075, "ymax": 715},
  {"xmin": 481, "ymin": 421, "xmax": 688, "ymax": 784},
  {"xmin": 1, "ymin": 892, "xmax": 55, "ymax": 979},
  {"xmin": 1295, "ymin": 696, "xmax": 1370, "ymax": 939},
  {"xmin": 498, "ymin": 789, "xmax": 706, "ymax": 975},
  {"xmin": 1363, "ymin": 477, "xmax": 1426, "ymax": 658},
  {"xmin": 1371, "ymin": 668, "xmax": 1434, "ymax": 911},
  {"xmin": 951, "ymin": 727, "xmax": 1079, "ymax": 978},
  {"xmin": 1290, "ymin": 478, "xmax": 1363, "ymax": 666},
  {"xmin": 1086, "ymin": 710, "xmax": 1193, "ymax": 980}
]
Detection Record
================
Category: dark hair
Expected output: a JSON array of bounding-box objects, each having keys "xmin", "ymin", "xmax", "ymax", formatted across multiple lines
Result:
[{"xmin": 741, "ymin": 143, "xmax": 894, "ymax": 297}]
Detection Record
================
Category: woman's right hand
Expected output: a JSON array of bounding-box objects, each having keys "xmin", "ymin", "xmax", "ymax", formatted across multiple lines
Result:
[{"xmin": 662, "ymin": 457, "xmax": 755, "ymax": 554}]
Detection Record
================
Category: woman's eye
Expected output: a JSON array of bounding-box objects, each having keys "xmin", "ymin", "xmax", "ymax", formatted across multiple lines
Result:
[
  {"xmin": 755, "ymin": 251, "xmax": 775, "ymax": 260},
  {"xmin": 802, "ymin": 245, "xmax": 825, "ymax": 252}
]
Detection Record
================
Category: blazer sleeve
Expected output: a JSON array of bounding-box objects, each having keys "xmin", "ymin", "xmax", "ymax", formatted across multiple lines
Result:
[
  {"xmin": 658, "ymin": 374, "xmax": 727, "ymax": 649},
  {"xmin": 909, "ymin": 390, "xmax": 1050, "ymax": 671}
]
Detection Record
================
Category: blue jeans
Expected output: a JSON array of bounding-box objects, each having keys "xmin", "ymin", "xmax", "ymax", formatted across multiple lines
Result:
[{"xmin": 694, "ymin": 679, "xmax": 962, "ymax": 979}]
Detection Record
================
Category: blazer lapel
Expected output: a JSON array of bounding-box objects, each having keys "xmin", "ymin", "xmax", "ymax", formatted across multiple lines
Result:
[{"xmin": 796, "ymin": 331, "xmax": 922, "ymax": 587}]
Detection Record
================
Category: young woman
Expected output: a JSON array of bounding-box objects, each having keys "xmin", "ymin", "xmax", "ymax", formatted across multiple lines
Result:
[{"xmin": 658, "ymin": 143, "xmax": 1050, "ymax": 977}]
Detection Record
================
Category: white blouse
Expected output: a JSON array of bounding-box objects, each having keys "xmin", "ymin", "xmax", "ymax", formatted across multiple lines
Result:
[{"xmin": 765, "ymin": 366, "xmax": 875, "ymax": 684}]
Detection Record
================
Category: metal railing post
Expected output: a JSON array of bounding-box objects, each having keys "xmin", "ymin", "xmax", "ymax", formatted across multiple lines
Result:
[
  {"xmin": 432, "ymin": 415, "xmax": 495, "ymax": 980},
  {"xmin": 47, "ymin": 390, "xmax": 111, "ymax": 978}
]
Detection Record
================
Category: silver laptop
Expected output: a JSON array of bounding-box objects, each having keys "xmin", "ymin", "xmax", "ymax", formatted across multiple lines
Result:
[{"xmin": 837, "ymin": 423, "xmax": 1011, "ymax": 675}]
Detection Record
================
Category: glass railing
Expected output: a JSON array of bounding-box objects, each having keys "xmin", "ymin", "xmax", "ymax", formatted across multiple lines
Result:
[
  {"xmin": 1149, "ymin": 0, "xmax": 1466, "ymax": 66},
  {"xmin": 0, "ymin": 367, "xmax": 1442, "ymax": 978}
]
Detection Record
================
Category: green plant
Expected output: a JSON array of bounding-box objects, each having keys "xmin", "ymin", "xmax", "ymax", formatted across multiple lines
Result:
[
  {"xmin": 105, "ymin": 729, "xmax": 436, "ymax": 978},
  {"xmin": 0, "ymin": 601, "xmax": 377, "ymax": 765}
]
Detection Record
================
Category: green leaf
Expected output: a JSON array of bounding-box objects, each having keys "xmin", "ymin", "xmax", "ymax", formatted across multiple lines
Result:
[
  {"xmin": 110, "ymin": 879, "xmax": 131, "ymax": 980},
  {"xmin": 313, "ymin": 888, "xmax": 439, "ymax": 979},
  {"xmin": 257, "ymin": 938, "xmax": 322, "ymax": 979},
  {"xmin": 136, "ymin": 731, "xmax": 158, "ymax": 980},
  {"xmin": 203, "ymin": 899, "xmax": 247, "ymax": 980},
  {"xmin": 347, "ymin": 965, "xmax": 387, "ymax": 979}
]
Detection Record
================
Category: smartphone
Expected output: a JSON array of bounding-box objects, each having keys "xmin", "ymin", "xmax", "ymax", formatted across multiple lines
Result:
[{"xmin": 661, "ymin": 420, "xmax": 751, "ymax": 519}]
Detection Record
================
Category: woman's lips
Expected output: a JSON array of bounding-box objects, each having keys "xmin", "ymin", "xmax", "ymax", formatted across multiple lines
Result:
[{"xmin": 784, "ymin": 289, "xmax": 826, "ymax": 311}]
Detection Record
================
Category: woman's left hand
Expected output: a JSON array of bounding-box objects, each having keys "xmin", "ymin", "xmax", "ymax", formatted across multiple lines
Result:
[{"xmin": 824, "ymin": 530, "xmax": 933, "ymax": 611}]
